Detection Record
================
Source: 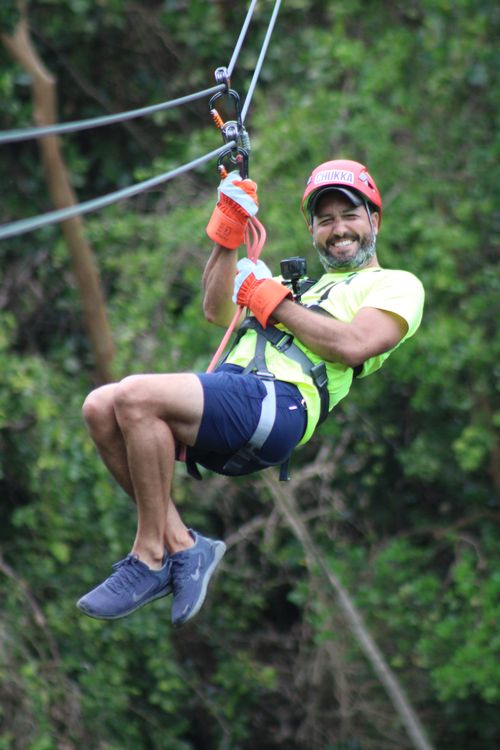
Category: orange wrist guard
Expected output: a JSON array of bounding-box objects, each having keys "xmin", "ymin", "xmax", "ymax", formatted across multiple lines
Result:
[
  {"xmin": 237, "ymin": 275, "xmax": 292, "ymax": 327},
  {"xmin": 206, "ymin": 193, "xmax": 250, "ymax": 250}
]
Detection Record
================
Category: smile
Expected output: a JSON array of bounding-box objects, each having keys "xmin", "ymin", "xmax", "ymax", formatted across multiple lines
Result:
[{"xmin": 331, "ymin": 238, "xmax": 357, "ymax": 249}]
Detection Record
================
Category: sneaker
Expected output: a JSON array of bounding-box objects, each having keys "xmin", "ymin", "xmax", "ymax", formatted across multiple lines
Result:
[
  {"xmin": 76, "ymin": 553, "xmax": 172, "ymax": 620},
  {"xmin": 170, "ymin": 530, "xmax": 226, "ymax": 628}
]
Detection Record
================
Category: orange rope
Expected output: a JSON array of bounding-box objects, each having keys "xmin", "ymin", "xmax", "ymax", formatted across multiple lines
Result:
[
  {"xmin": 179, "ymin": 215, "xmax": 267, "ymax": 463},
  {"xmin": 206, "ymin": 216, "xmax": 266, "ymax": 372}
]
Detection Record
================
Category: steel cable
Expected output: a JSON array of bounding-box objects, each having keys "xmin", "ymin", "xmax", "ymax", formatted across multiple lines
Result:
[
  {"xmin": 0, "ymin": 86, "xmax": 226, "ymax": 145},
  {"xmin": 0, "ymin": 142, "xmax": 236, "ymax": 240},
  {"xmin": 227, "ymin": 0, "xmax": 258, "ymax": 78},
  {"xmin": 241, "ymin": 0, "xmax": 282, "ymax": 123}
]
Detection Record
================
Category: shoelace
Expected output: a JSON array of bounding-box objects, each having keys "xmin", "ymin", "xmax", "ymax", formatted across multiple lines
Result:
[{"xmin": 107, "ymin": 554, "xmax": 145, "ymax": 594}]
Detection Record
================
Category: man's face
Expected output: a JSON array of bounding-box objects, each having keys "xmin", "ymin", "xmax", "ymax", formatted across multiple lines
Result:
[{"xmin": 310, "ymin": 192, "xmax": 380, "ymax": 271}]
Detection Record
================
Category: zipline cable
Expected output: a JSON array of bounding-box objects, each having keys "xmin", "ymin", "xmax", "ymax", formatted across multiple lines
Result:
[
  {"xmin": 0, "ymin": 0, "xmax": 281, "ymax": 240},
  {"xmin": 0, "ymin": 142, "xmax": 236, "ymax": 240},
  {"xmin": 0, "ymin": 86, "xmax": 226, "ymax": 145},
  {"xmin": 241, "ymin": 0, "xmax": 281, "ymax": 123},
  {"xmin": 0, "ymin": 0, "xmax": 259, "ymax": 146},
  {"xmin": 227, "ymin": 0, "xmax": 258, "ymax": 78}
]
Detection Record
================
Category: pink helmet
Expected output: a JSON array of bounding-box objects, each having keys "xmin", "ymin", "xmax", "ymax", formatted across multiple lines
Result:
[{"xmin": 301, "ymin": 159, "xmax": 383, "ymax": 224}]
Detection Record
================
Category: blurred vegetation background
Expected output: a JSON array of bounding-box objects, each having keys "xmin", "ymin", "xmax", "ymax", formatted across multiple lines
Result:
[{"xmin": 0, "ymin": 1, "xmax": 498, "ymax": 748}]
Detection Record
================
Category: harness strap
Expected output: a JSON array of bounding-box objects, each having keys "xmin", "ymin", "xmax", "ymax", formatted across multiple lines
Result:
[
  {"xmin": 221, "ymin": 378, "xmax": 277, "ymax": 475},
  {"xmin": 216, "ymin": 316, "xmax": 330, "ymax": 479},
  {"xmin": 239, "ymin": 317, "xmax": 330, "ymax": 424},
  {"xmin": 242, "ymin": 324, "xmax": 274, "ymax": 379},
  {"xmin": 187, "ymin": 312, "xmax": 332, "ymax": 481}
]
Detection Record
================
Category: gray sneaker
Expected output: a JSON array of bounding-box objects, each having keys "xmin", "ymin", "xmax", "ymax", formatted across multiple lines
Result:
[
  {"xmin": 170, "ymin": 530, "xmax": 226, "ymax": 628},
  {"xmin": 77, "ymin": 553, "xmax": 172, "ymax": 620}
]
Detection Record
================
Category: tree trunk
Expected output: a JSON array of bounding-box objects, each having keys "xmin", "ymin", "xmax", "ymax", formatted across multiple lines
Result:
[{"xmin": 2, "ymin": 4, "xmax": 116, "ymax": 384}]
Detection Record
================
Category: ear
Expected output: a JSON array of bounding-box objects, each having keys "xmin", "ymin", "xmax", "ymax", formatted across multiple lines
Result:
[{"xmin": 371, "ymin": 210, "xmax": 380, "ymax": 235}]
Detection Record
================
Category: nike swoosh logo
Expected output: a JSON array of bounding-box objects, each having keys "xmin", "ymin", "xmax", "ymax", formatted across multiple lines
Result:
[
  {"xmin": 190, "ymin": 556, "xmax": 202, "ymax": 582},
  {"xmin": 132, "ymin": 582, "xmax": 156, "ymax": 603}
]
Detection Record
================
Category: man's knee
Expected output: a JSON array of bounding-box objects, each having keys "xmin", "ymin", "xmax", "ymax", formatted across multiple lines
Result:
[
  {"xmin": 82, "ymin": 385, "xmax": 116, "ymax": 431},
  {"xmin": 113, "ymin": 375, "xmax": 151, "ymax": 425}
]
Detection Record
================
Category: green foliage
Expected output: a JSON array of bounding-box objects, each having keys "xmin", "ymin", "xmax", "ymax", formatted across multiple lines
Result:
[{"xmin": 1, "ymin": 0, "xmax": 499, "ymax": 748}]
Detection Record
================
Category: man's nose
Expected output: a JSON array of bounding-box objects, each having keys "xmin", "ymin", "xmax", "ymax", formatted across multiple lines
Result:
[{"xmin": 328, "ymin": 216, "xmax": 348, "ymax": 236}]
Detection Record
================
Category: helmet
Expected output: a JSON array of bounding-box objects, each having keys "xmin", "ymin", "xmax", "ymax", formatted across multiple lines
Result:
[{"xmin": 301, "ymin": 159, "xmax": 382, "ymax": 224}]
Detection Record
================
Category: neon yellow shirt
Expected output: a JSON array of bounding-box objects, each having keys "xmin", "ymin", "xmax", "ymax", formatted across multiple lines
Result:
[{"xmin": 225, "ymin": 266, "xmax": 425, "ymax": 445}]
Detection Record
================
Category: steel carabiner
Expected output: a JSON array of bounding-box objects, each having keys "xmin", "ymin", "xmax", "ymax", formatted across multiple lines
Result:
[
  {"xmin": 217, "ymin": 146, "xmax": 249, "ymax": 179},
  {"xmin": 209, "ymin": 72, "xmax": 250, "ymax": 178}
]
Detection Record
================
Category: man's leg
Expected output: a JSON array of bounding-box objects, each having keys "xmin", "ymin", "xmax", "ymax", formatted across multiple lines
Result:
[
  {"xmin": 111, "ymin": 373, "xmax": 203, "ymax": 564},
  {"xmin": 82, "ymin": 382, "xmax": 135, "ymax": 498},
  {"xmin": 77, "ymin": 372, "xmax": 226, "ymax": 623},
  {"xmin": 81, "ymin": 379, "xmax": 192, "ymax": 557}
]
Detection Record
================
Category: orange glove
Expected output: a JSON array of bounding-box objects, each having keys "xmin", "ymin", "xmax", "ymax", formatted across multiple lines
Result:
[
  {"xmin": 236, "ymin": 273, "xmax": 292, "ymax": 328},
  {"xmin": 206, "ymin": 170, "xmax": 259, "ymax": 250}
]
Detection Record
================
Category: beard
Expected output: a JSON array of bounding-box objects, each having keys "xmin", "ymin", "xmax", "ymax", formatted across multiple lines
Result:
[{"xmin": 314, "ymin": 231, "xmax": 377, "ymax": 272}]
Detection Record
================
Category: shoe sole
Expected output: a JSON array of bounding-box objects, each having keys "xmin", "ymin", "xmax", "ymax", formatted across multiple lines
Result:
[
  {"xmin": 76, "ymin": 585, "xmax": 173, "ymax": 621},
  {"xmin": 173, "ymin": 541, "xmax": 226, "ymax": 628}
]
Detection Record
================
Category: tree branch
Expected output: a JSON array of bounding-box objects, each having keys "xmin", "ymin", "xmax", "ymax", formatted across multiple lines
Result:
[{"xmin": 262, "ymin": 471, "xmax": 435, "ymax": 750}]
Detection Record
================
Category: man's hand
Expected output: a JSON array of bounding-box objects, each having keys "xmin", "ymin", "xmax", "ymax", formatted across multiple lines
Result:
[
  {"xmin": 233, "ymin": 258, "xmax": 292, "ymax": 327},
  {"xmin": 206, "ymin": 170, "xmax": 259, "ymax": 250},
  {"xmin": 232, "ymin": 258, "xmax": 272, "ymax": 300}
]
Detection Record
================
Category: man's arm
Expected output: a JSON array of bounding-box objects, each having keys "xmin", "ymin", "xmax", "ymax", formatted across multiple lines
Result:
[
  {"xmin": 202, "ymin": 170, "xmax": 260, "ymax": 328},
  {"xmin": 202, "ymin": 244, "xmax": 240, "ymax": 328},
  {"xmin": 271, "ymin": 299, "xmax": 407, "ymax": 367}
]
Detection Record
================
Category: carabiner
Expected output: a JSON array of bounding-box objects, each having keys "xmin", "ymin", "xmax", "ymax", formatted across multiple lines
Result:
[
  {"xmin": 209, "ymin": 70, "xmax": 250, "ymax": 178},
  {"xmin": 208, "ymin": 88, "xmax": 243, "ymax": 133},
  {"xmin": 217, "ymin": 146, "xmax": 249, "ymax": 179}
]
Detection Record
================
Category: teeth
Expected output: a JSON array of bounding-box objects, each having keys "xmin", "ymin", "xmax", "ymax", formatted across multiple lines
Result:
[{"xmin": 334, "ymin": 240, "xmax": 354, "ymax": 247}]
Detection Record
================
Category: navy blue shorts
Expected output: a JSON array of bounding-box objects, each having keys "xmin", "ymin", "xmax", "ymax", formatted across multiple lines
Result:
[{"xmin": 186, "ymin": 364, "xmax": 307, "ymax": 476}]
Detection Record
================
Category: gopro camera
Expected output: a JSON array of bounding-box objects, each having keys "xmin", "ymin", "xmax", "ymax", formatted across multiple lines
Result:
[
  {"xmin": 280, "ymin": 256, "xmax": 308, "ymax": 301},
  {"xmin": 280, "ymin": 256, "xmax": 307, "ymax": 282}
]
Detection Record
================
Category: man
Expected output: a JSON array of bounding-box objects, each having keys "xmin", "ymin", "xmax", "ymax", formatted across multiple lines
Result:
[{"xmin": 77, "ymin": 159, "xmax": 424, "ymax": 628}]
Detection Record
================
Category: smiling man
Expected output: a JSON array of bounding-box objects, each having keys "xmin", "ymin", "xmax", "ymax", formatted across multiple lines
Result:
[{"xmin": 76, "ymin": 158, "xmax": 425, "ymax": 629}]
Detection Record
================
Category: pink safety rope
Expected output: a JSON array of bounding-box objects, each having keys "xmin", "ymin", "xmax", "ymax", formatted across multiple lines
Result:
[
  {"xmin": 205, "ymin": 216, "xmax": 266, "ymax": 372},
  {"xmin": 178, "ymin": 215, "xmax": 267, "ymax": 463}
]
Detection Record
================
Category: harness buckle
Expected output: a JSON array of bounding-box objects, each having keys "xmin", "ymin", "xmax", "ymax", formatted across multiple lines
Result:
[
  {"xmin": 310, "ymin": 361, "xmax": 328, "ymax": 389},
  {"xmin": 274, "ymin": 333, "xmax": 294, "ymax": 353},
  {"xmin": 253, "ymin": 370, "xmax": 276, "ymax": 381}
]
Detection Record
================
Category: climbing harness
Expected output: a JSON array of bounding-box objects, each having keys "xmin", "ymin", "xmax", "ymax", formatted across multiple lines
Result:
[
  {"xmin": 230, "ymin": 317, "xmax": 330, "ymax": 424},
  {"xmin": 187, "ymin": 308, "xmax": 332, "ymax": 482},
  {"xmin": 218, "ymin": 316, "xmax": 330, "ymax": 481},
  {"xmin": 190, "ymin": 257, "xmax": 374, "ymax": 481}
]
